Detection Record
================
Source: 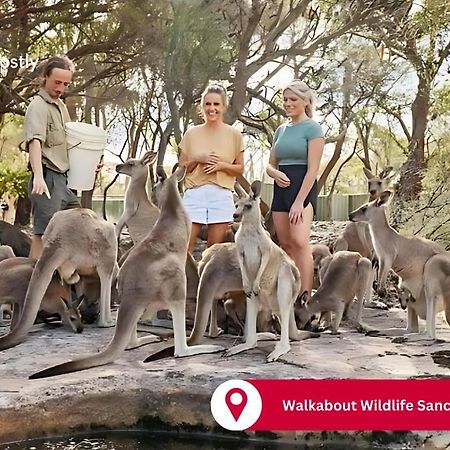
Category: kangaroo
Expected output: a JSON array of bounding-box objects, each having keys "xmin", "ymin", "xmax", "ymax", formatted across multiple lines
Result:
[
  {"xmin": 115, "ymin": 151, "xmax": 160, "ymax": 243},
  {"xmin": 0, "ymin": 245, "xmax": 15, "ymax": 322},
  {"xmin": 312, "ymin": 243, "xmax": 332, "ymax": 290},
  {"xmin": 295, "ymin": 251, "xmax": 373, "ymax": 333},
  {"xmin": 30, "ymin": 165, "xmax": 224, "ymax": 379},
  {"xmin": 349, "ymin": 190, "xmax": 450, "ymax": 340},
  {"xmin": 223, "ymin": 180, "xmax": 317, "ymax": 362},
  {"xmin": 335, "ymin": 167, "xmax": 397, "ymax": 259},
  {"xmin": 0, "ymin": 257, "xmax": 83, "ymax": 333},
  {"xmin": 116, "ymin": 154, "xmax": 198, "ymax": 321},
  {"xmin": 0, "ymin": 244, "xmax": 15, "ymax": 261},
  {"xmin": 0, "ymin": 220, "xmax": 31, "ymax": 257},
  {"xmin": 0, "ymin": 208, "xmax": 117, "ymax": 351}
]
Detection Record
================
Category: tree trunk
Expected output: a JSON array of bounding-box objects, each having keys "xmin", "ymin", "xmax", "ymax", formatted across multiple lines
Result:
[{"xmin": 397, "ymin": 75, "xmax": 429, "ymax": 201}]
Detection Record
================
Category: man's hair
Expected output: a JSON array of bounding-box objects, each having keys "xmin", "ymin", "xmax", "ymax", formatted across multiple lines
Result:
[
  {"xmin": 36, "ymin": 55, "xmax": 74, "ymax": 87},
  {"xmin": 42, "ymin": 55, "xmax": 75, "ymax": 77}
]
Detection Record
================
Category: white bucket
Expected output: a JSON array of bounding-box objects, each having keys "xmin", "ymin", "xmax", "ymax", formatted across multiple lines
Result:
[{"xmin": 65, "ymin": 122, "xmax": 107, "ymax": 191}]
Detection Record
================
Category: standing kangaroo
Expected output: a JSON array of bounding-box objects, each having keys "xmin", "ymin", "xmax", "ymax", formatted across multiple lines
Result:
[
  {"xmin": 225, "ymin": 181, "xmax": 317, "ymax": 362},
  {"xmin": 115, "ymin": 153, "xmax": 198, "ymax": 318},
  {"xmin": 335, "ymin": 167, "xmax": 397, "ymax": 259},
  {"xmin": 296, "ymin": 251, "xmax": 373, "ymax": 333},
  {"xmin": 0, "ymin": 257, "xmax": 83, "ymax": 333},
  {"xmin": 115, "ymin": 151, "xmax": 160, "ymax": 244},
  {"xmin": 0, "ymin": 208, "xmax": 117, "ymax": 351},
  {"xmin": 30, "ymin": 166, "xmax": 224, "ymax": 379},
  {"xmin": 349, "ymin": 190, "xmax": 450, "ymax": 340}
]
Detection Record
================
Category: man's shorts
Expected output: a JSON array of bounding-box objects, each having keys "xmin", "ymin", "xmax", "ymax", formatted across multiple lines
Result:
[
  {"xmin": 29, "ymin": 166, "xmax": 80, "ymax": 235},
  {"xmin": 183, "ymin": 184, "xmax": 234, "ymax": 225}
]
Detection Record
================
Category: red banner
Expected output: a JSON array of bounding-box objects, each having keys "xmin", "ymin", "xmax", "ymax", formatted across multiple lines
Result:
[{"xmin": 210, "ymin": 379, "xmax": 450, "ymax": 431}]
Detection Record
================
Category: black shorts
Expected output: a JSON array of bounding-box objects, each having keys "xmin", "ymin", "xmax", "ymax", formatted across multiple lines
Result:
[{"xmin": 271, "ymin": 165, "xmax": 318, "ymax": 214}]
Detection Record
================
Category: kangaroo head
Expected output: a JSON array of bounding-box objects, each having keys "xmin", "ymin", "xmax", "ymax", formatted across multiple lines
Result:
[
  {"xmin": 294, "ymin": 290, "xmax": 311, "ymax": 328},
  {"xmin": 151, "ymin": 163, "xmax": 183, "ymax": 207},
  {"xmin": 115, "ymin": 151, "xmax": 157, "ymax": 179},
  {"xmin": 60, "ymin": 297, "xmax": 84, "ymax": 333},
  {"xmin": 153, "ymin": 164, "xmax": 186, "ymax": 208},
  {"xmin": 349, "ymin": 190, "xmax": 393, "ymax": 223},
  {"xmin": 364, "ymin": 166, "xmax": 398, "ymax": 201},
  {"xmin": 233, "ymin": 180, "xmax": 262, "ymax": 223}
]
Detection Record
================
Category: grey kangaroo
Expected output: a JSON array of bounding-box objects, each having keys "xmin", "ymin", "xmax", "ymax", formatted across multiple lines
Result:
[
  {"xmin": 0, "ymin": 208, "xmax": 117, "ymax": 351},
  {"xmin": 296, "ymin": 251, "xmax": 373, "ymax": 333},
  {"xmin": 349, "ymin": 190, "xmax": 450, "ymax": 340},
  {"xmin": 335, "ymin": 167, "xmax": 397, "ymax": 259},
  {"xmin": 30, "ymin": 166, "xmax": 224, "ymax": 379},
  {"xmin": 0, "ymin": 257, "xmax": 83, "ymax": 333},
  {"xmin": 115, "ymin": 153, "xmax": 198, "ymax": 319},
  {"xmin": 225, "ymin": 181, "xmax": 317, "ymax": 362},
  {"xmin": 115, "ymin": 151, "xmax": 160, "ymax": 244}
]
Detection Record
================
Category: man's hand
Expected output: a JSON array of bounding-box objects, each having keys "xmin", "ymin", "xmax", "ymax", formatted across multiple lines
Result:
[{"xmin": 32, "ymin": 176, "xmax": 50, "ymax": 198}]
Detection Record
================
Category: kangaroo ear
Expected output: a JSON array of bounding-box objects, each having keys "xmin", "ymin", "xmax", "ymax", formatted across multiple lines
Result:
[
  {"xmin": 363, "ymin": 167, "xmax": 375, "ymax": 180},
  {"xmin": 141, "ymin": 151, "xmax": 157, "ymax": 166},
  {"xmin": 156, "ymin": 165, "xmax": 168, "ymax": 182},
  {"xmin": 172, "ymin": 164, "xmax": 187, "ymax": 182},
  {"xmin": 171, "ymin": 163, "xmax": 179, "ymax": 174},
  {"xmin": 60, "ymin": 297, "xmax": 70, "ymax": 310},
  {"xmin": 234, "ymin": 182, "xmax": 247, "ymax": 199},
  {"xmin": 377, "ymin": 190, "xmax": 393, "ymax": 206},
  {"xmin": 298, "ymin": 290, "xmax": 310, "ymax": 305},
  {"xmin": 251, "ymin": 180, "xmax": 262, "ymax": 199}
]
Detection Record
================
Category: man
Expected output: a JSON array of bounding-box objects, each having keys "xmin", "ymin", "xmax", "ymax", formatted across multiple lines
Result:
[{"xmin": 24, "ymin": 55, "xmax": 80, "ymax": 258}]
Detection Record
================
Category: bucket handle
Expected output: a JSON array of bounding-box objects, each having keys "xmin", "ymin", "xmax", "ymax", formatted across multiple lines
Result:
[{"xmin": 68, "ymin": 141, "xmax": 82, "ymax": 151}]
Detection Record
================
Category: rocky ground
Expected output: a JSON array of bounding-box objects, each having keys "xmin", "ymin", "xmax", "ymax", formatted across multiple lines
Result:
[
  {"xmin": 1, "ymin": 303, "xmax": 450, "ymax": 448},
  {"xmin": 1, "ymin": 220, "xmax": 449, "ymax": 448}
]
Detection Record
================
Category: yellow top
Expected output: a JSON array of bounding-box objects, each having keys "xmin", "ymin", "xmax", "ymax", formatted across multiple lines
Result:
[
  {"xmin": 179, "ymin": 123, "xmax": 244, "ymax": 190},
  {"xmin": 24, "ymin": 88, "xmax": 71, "ymax": 173}
]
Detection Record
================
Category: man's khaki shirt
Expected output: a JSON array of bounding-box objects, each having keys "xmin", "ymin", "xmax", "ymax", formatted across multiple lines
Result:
[{"xmin": 24, "ymin": 88, "xmax": 71, "ymax": 173}]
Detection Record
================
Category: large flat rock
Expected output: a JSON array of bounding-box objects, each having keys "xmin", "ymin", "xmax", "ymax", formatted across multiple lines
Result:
[{"xmin": 1, "ymin": 307, "xmax": 450, "ymax": 448}]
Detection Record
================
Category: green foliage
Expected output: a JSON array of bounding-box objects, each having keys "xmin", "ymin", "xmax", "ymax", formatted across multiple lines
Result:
[{"xmin": 0, "ymin": 163, "xmax": 30, "ymax": 199}]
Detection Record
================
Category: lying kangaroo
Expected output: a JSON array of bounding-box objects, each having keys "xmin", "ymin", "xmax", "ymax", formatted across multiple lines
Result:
[
  {"xmin": 0, "ymin": 244, "xmax": 15, "ymax": 261},
  {"xmin": 296, "ymin": 251, "xmax": 373, "ymax": 333},
  {"xmin": 0, "ymin": 208, "xmax": 117, "ymax": 351},
  {"xmin": 335, "ymin": 167, "xmax": 397, "ymax": 259},
  {"xmin": 0, "ymin": 220, "xmax": 31, "ymax": 257},
  {"xmin": 30, "ymin": 166, "xmax": 224, "ymax": 379},
  {"xmin": 349, "ymin": 190, "xmax": 450, "ymax": 340},
  {"xmin": 225, "ymin": 180, "xmax": 317, "ymax": 362},
  {"xmin": 0, "ymin": 245, "xmax": 15, "ymax": 322},
  {"xmin": 0, "ymin": 257, "xmax": 83, "ymax": 333}
]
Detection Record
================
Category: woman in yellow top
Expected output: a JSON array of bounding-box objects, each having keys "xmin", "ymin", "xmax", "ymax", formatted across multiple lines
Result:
[{"xmin": 179, "ymin": 84, "xmax": 244, "ymax": 253}]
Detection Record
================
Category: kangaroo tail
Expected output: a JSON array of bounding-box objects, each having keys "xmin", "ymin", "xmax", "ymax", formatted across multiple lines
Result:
[{"xmin": 29, "ymin": 302, "xmax": 140, "ymax": 379}]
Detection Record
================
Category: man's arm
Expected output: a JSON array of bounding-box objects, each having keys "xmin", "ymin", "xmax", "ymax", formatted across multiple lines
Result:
[{"xmin": 28, "ymin": 139, "xmax": 48, "ymax": 196}]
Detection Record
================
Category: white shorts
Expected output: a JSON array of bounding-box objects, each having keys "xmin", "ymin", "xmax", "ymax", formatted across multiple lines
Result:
[{"xmin": 183, "ymin": 184, "xmax": 234, "ymax": 225}]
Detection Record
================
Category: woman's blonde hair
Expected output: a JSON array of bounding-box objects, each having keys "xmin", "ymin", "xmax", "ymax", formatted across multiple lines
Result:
[
  {"xmin": 201, "ymin": 84, "xmax": 228, "ymax": 109},
  {"xmin": 283, "ymin": 80, "xmax": 316, "ymax": 118}
]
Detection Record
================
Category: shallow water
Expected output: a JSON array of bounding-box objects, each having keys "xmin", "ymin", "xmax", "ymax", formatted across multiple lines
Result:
[{"xmin": 0, "ymin": 430, "xmax": 404, "ymax": 450}]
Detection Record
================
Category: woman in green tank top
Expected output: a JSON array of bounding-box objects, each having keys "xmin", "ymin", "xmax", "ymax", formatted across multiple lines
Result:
[{"xmin": 266, "ymin": 80, "xmax": 325, "ymax": 297}]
